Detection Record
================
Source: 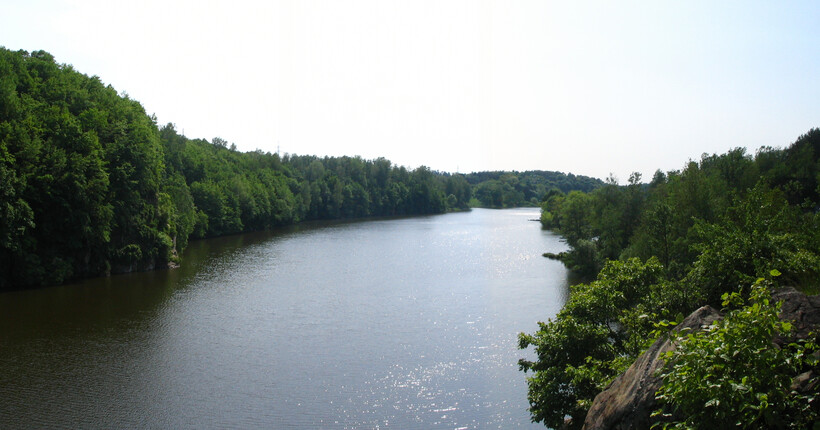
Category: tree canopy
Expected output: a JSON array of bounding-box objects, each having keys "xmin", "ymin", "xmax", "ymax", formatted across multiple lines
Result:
[
  {"xmin": 0, "ymin": 47, "xmax": 602, "ymax": 290},
  {"xmin": 466, "ymin": 170, "xmax": 602, "ymax": 208},
  {"xmin": 522, "ymin": 132, "xmax": 820, "ymax": 428},
  {"xmin": 0, "ymin": 48, "xmax": 460, "ymax": 289}
]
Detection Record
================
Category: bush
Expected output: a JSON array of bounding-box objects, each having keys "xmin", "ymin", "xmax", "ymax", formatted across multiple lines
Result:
[
  {"xmin": 519, "ymin": 258, "xmax": 665, "ymax": 429},
  {"xmin": 654, "ymin": 274, "xmax": 819, "ymax": 429}
]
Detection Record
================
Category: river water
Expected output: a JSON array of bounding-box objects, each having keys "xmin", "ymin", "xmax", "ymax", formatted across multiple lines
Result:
[{"xmin": 0, "ymin": 208, "xmax": 570, "ymax": 429}]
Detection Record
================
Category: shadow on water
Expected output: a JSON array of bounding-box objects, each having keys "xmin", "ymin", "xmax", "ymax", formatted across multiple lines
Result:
[
  {"xmin": 0, "ymin": 269, "xmax": 175, "ymax": 344},
  {"xmin": 0, "ymin": 216, "xmax": 438, "ymax": 344},
  {"xmin": 567, "ymin": 270, "xmax": 596, "ymax": 286},
  {"xmin": 0, "ymin": 209, "xmax": 567, "ymax": 429},
  {"xmin": 0, "ymin": 228, "xmax": 284, "ymax": 343}
]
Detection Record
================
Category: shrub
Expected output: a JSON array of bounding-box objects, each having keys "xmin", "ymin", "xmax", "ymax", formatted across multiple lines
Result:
[{"xmin": 653, "ymin": 274, "xmax": 819, "ymax": 429}]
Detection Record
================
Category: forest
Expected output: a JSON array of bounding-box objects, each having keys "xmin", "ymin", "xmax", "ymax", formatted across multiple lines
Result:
[
  {"xmin": 465, "ymin": 170, "xmax": 601, "ymax": 208},
  {"xmin": 3, "ymin": 45, "xmax": 820, "ymax": 428},
  {"xmin": 0, "ymin": 48, "xmax": 597, "ymax": 290},
  {"xmin": 520, "ymin": 130, "xmax": 820, "ymax": 428}
]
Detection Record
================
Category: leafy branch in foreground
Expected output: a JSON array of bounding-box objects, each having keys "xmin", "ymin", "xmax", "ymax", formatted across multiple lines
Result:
[
  {"xmin": 518, "ymin": 258, "xmax": 669, "ymax": 428},
  {"xmin": 653, "ymin": 273, "xmax": 819, "ymax": 429}
]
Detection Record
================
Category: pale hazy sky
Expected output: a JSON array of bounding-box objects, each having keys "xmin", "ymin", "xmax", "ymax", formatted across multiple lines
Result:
[{"xmin": 2, "ymin": 1, "xmax": 819, "ymax": 181}]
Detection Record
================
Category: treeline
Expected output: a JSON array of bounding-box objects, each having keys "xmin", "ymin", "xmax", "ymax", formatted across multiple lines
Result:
[
  {"xmin": 465, "ymin": 170, "xmax": 602, "ymax": 208},
  {"xmin": 0, "ymin": 48, "xmax": 600, "ymax": 290},
  {"xmin": 160, "ymin": 126, "xmax": 471, "ymax": 240},
  {"xmin": 520, "ymin": 131, "xmax": 820, "ymax": 428},
  {"xmin": 539, "ymin": 136, "xmax": 820, "ymax": 279},
  {"xmin": 0, "ymin": 48, "xmax": 466, "ymax": 290}
]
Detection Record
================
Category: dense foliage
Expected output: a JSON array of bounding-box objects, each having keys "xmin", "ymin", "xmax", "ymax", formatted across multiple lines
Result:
[
  {"xmin": 1, "ymin": 49, "xmax": 173, "ymax": 287},
  {"xmin": 160, "ymin": 125, "xmax": 462, "ymax": 239},
  {"xmin": 518, "ymin": 257, "xmax": 669, "ymax": 427},
  {"xmin": 654, "ymin": 275, "xmax": 819, "ymax": 429},
  {"xmin": 0, "ymin": 48, "xmax": 603, "ymax": 290},
  {"xmin": 0, "ymin": 48, "xmax": 465, "ymax": 290},
  {"xmin": 465, "ymin": 170, "xmax": 602, "ymax": 208},
  {"xmin": 521, "ymin": 131, "xmax": 820, "ymax": 428}
]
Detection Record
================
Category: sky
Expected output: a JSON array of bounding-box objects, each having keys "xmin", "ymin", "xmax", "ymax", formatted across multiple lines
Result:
[{"xmin": 2, "ymin": 0, "xmax": 819, "ymax": 181}]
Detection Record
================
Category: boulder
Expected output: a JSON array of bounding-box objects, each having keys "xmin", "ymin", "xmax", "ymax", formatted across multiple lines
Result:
[
  {"xmin": 581, "ymin": 305, "xmax": 722, "ymax": 430},
  {"xmin": 772, "ymin": 287, "xmax": 820, "ymax": 343},
  {"xmin": 582, "ymin": 287, "xmax": 820, "ymax": 429}
]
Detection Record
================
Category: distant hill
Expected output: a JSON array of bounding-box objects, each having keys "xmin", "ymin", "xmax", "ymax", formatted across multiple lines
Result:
[{"xmin": 464, "ymin": 170, "xmax": 603, "ymax": 208}]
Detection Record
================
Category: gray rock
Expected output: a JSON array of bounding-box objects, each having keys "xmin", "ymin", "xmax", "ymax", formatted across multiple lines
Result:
[
  {"xmin": 582, "ymin": 305, "xmax": 722, "ymax": 430},
  {"xmin": 772, "ymin": 287, "xmax": 820, "ymax": 343},
  {"xmin": 582, "ymin": 287, "xmax": 820, "ymax": 429}
]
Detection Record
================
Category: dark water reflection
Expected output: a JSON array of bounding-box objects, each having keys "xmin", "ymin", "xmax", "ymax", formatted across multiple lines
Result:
[{"xmin": 0, "ymin": 208, "xmax": 569, "ymax": 429}]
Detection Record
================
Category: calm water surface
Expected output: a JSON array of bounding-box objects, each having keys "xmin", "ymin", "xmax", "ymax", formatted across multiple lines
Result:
[{"xmin": 0, "ymin": 208, "xmax": 569, "ymax": 429}]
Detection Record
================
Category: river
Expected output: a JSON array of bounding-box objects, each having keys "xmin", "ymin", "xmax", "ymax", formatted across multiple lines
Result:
[{"xmin": 0, "ymin": 208, "xmax": 570, "ymax": 429}]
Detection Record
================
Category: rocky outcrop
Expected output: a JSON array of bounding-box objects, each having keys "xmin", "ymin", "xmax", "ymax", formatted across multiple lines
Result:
[
  {"xmin": 772, "ymin": 287, "xmax": 820, "ymax": 343},
  {"xmin": 581, "ymin": 305, "xmax": 722, "ymax": 430},
  {"xmin": 582, "ymin": 287, "xmax": 820, "ymax": 430}
]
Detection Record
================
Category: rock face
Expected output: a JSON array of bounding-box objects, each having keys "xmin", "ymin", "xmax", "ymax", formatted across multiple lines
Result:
[
  {"xmin": 581, "ymin": 287, "xmax": 820, "ymax": 430},
  {"xmin": 772, "ymin": 287, "xmax": 820, "ymax": 343},
  {"xmin": 581, "ymin": 305, "xmax": 722, "ymax": 430}
]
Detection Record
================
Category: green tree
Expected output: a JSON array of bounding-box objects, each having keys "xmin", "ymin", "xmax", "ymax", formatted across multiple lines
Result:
[
  {"xmin": 558, "ymin": 191, "xmax": 594, "ymax": 246},
  {"xmin": 684, "ymin": 183, "xmax": 820, "ymax": 306},
  {"xmin": 444, "ymin": 173, "xmax": 471, "ymax": 209},
  {"xmin": 519, "ymin": 258, "xmax": 666, "ymax": 429}
]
